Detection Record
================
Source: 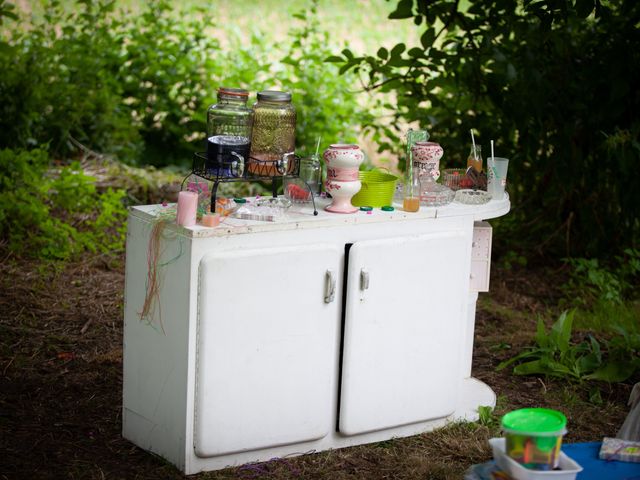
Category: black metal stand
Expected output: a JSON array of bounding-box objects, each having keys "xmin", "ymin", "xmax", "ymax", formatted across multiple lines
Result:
[{"xmin": 190, "ymin": 152, "xmax": 318, "ymax": 216}]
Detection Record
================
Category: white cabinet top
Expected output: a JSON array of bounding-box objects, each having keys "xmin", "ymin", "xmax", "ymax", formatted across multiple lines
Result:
[{"xmin": 130, "ymin": 195, "xmax": 510, "ymax": 239}]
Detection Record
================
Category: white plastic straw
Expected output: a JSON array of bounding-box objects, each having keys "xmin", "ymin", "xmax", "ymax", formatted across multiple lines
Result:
[
  {"xmin": 489, "ymin": 140, "xmax": 498, "ymax": 178},
  {"xmin": 470, "ymin": 129, "xmax": 476, "ymax": 151}
]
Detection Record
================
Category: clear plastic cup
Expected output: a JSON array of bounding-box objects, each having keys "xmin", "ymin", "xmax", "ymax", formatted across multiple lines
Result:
[
  {"xmin": 502, "ymin": 408, "xmax": 567, "ymax": 471},
  {"xmin": 487, "ymin": 157, "xmax": 509, "ymax": 200}
]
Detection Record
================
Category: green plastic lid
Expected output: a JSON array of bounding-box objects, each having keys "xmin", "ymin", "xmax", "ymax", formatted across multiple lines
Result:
[
  {"xmin": 381, "ymin": 206, "xmax": 395, "ymax": 211},
  {"xmin": 359, "ymin": 206, "xmax": 373, "ymax": 211},
  {"xmin": 501, "ymin": 408, "xmax": 567, "ymax": 436},
  {"xmin": 234, "ymin": 198, "xmax": 247, "ymax": 204}
]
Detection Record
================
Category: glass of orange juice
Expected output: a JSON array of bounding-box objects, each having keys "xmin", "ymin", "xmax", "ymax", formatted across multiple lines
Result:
[
  {"xmin": 467, "ymin": 145, "xmax": 483, "ymax": 173},
  {"xmin": 403, "ymin": 168, "xmax": 421, "ymax": 212}
]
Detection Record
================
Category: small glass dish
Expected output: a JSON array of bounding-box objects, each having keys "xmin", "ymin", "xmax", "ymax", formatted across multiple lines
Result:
[
  {"xmin": 454, "ymin": 189, "xmax": 492, "ymax": 205},
  {"xmin": 420, "ymin": 177, "xmax": 455, "ymax": 207},
  {"xmin": 231, "ymin": 196, "xmax": 291, "ymax": 222},
  {"xmin": 255, "ymin": 196, "xmax": 292, "ymax": 210}
]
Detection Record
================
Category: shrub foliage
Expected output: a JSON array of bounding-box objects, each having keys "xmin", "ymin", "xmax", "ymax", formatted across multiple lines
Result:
[
  {"xmin": 0, "ymin": 0, "xmax": 371, "ymax": 166},
  {"xmin": 0, "ymin": 0, "xmax": 372, "ymax": 259},
  {"xmin": 0, "ymin": 147, "xmax": 127, "ymax": 261},
  {"xmin": 330, "ymin": 0, "xmax": 640, "ymax": 257}
]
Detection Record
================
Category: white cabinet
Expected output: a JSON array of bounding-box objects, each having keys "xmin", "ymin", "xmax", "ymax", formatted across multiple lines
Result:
[
  {"xmin": 195, "ymin": 244, "xmax": 341, "ymax": 456},
  {"xmin": 122, "ymin": 196, "xmax": 509, "ymax": 474},
  {"xmin": 339, "ymin": 233, "xmax": 467, "ymax": 435}
]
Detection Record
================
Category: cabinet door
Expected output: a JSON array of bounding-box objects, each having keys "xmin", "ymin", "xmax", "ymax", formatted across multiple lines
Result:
[
  {"xmin": 339, "ymin": 232, "xmax": 468, "ymax": 436},
  {"xmin": 194, "ymin": 244, "xmax": 341, "ymax": 457}
]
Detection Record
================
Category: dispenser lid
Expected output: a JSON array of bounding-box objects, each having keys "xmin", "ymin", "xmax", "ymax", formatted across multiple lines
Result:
[
  {"xmin": 218, "ymin": 87, "xmax": 249, "ymax": 97},
  {"xmin": 257, "ymin": 90, "xmax": 292, "ymax": 102}
]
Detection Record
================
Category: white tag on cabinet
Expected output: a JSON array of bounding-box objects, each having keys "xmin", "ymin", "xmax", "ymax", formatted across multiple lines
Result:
[{"xmin": 470, "ymin": 221, "xmax": 492, "ymax": 292}]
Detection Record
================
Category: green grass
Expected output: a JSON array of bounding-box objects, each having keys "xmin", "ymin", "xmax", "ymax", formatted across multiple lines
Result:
[
  {"xmin": 20, "ymin": 0, "xmax": 419, "ymax": 55},
  {"xmin": 573, "ymin": 299, "xmax": 640, "ymax": 335}
]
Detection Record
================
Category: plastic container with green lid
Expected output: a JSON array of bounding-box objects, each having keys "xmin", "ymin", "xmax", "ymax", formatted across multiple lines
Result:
[{"xmin": 502, "ymin": 408, "xmax": 567, "ymax": 471}]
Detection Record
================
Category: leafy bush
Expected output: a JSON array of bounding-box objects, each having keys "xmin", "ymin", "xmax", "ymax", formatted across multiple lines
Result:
[
  {"xmin": 0, "ymin": 1, "xmax": 139, "ymax": 158},
  {"xmin": 189, "ymin": 0, "xmax": 375, "ymax": 157},
  {"xmin": 0, "ymin": 0, "xmax": 224, "ymax": 165},
  {"xmin": 563, "ymin": 250, "xmax": 640, "ymax": 306},
  {"xmin": 0, "ymin": 147, "xmax": 127, "ymax": 261},
  {"xmin": 279, "ymin": 2, "xmax": 375, "ymax": 155},
  {"xmin": 1, "ymin": 0, "xmax": 372, "ymax": 167},
  {"xmin": 497, "ymin": 310, "xmax": 640, "ymax": 384},
  {"xmin": 330, "ymin": 0, "xmax": 640, "ymax": 257},
  {"xmin": 117, "ymin": 2, "xmax": 224, "ymax": 165}
]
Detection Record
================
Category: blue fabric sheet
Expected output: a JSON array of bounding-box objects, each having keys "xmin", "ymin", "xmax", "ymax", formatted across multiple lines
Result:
[{"xmin": 562, "ymin": 442, "xmax": 640, "ymax": 480}]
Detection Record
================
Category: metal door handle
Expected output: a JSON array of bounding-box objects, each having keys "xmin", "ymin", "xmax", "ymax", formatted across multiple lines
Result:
[
  {"xmin": 360, "ymin": 269, "xmax": 370, "ymax": 290},
  {"xmin": 324, "ymin": 270, "xmax": 336, "ymax": 303}
]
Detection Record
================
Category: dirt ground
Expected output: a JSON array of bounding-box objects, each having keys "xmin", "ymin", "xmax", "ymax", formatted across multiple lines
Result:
[{"xmin": 0, "ymin": 251, "xmax": 633, "ymax": 480}]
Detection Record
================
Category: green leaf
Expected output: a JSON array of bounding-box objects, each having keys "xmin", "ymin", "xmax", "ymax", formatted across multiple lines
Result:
[
  {"xmin": 550, "ymin": 310, "xmax": 574, "ymax": 353},
  {"xmin": 0, "ymin": 9, "xmax": 18, "ymax": 22},
  {"xmin": 421, "ymin": 27, "xmax": 436, "ymax": 49},
  {"xmin": 390, "ymin": 43, "xmax": 407, "ymax": 58},
  {"xmin": 429, "ymin": 49, "xmax": 448, "ymax": 60},
  {"xmin": 496, "ymin": 349, "xmax": 538, "ymax": 371},
  {"xmin": 341, "ymin": 48, "xmax": 354, "ymax": 60},
  {"xmin": 589, "ymin": 387, "xmax": 603, "ymax": 405},
  {"xmin": 589, "ymin": 336, "xmax": 602, "ymax": 363},
  {"xmin": 408, "ymin": 47, "xmax": 424, "ymax": 58},
  {"xmin": 585, "ymin": 361, "xmax": 636, "ymax": 383},
  {"xmin": 477, "ymin": 405, "xmax": 496, "ymax": 426},
  {"xmin": 535, "ymin": 317, "xmax": 549, "ymax": 348},
  {"xmin": 389, "ymin": 0, "xmax": 414, "ymax": 19},
  {"xmin": 575, "ymin": 353, "xmax": 600, "ymax": 375},
  {"xmin": 338, "ymin": 62, "xmax": 355, "ymax": 75},
  {"xmin": 512, "ymin": 359, "xmax": 549, "ymax": 375},
  {"xmin": 325, "ymin": 55, "xmax": 344, "ymax": 63},
  {"xmin": 377, "ymin": 47, "xmax": 389, "ymax": 60},
  {"xmin": 574, "ymin": 0, "xmax": 595, "ymax": 18},
  {"xmin": 514, "ymin": 359, "xmax": 576, "ymax": 378}
]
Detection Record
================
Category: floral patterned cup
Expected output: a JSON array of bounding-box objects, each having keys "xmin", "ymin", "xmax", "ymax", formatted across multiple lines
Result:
[
  {"xmin": 411, "ymin": 142, "xmax": 443, "ymax": 180},
  {"xmin": 323, "ymin": 144, "xmax": 364, "ymax": 213}
]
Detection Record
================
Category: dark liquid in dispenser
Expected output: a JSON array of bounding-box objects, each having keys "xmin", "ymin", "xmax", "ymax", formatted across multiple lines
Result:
[{"xmin": 206, "ymin": 135, "xmax": 250, "ymax": 177}]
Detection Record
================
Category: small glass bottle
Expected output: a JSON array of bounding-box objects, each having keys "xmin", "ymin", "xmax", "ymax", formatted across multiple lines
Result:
[
  {"xmin": 206, "ymin": 87, "xmax": 253, "ymax": 177},
  {"xmin": 403, "ymin": 168, "xmax": 421, "ymax": 212},
  {"xmin": 249, "ymin": 90, "xmax": 296, "ymax": 175},
  {"xmin": 467, "ymin": 145, "xmax": 482, "ymax": 173}
]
